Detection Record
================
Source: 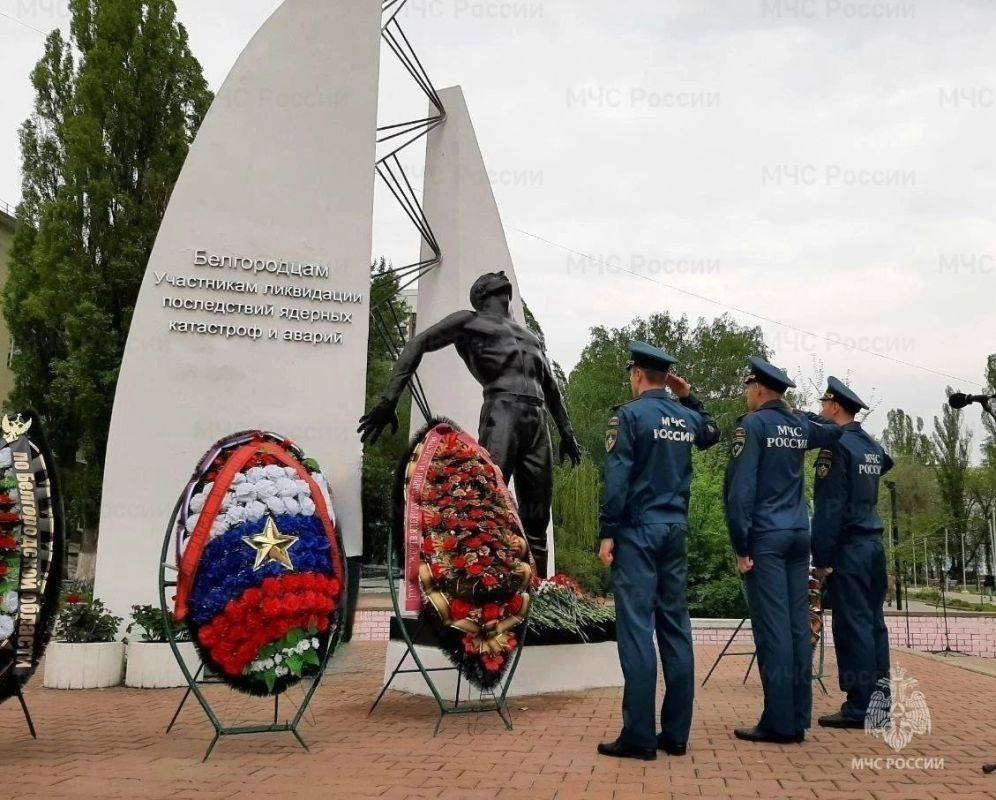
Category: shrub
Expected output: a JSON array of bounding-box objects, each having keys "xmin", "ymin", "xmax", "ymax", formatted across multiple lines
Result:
[
  {"xmin": 125, "ymin": 604, "xmax": 189, "ymax": 643},
  {"xmin": 55, "ymin": 597, "xmax": 122, "ymax": 643}
]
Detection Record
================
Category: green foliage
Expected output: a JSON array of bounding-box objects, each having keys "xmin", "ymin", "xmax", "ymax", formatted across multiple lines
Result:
[
  {"xmin": 360, "ymin": 260, "xmax": 413, "ymax": 563},
  {"xmin": 910, "ymin": 588, "xmax": 995, "ymax": 613},
  {"xmin": 551, "ymin": 459, "xmax": 606, "ymax": 593},
  {"xmin": 4, "ymin": 0, "xmax": 212, "ymax": 544},
  {"xmin": 563, "ymin": 313, "xmax": 768, "ymax": 469},
  {"xmin": 124, "ymin": 603, "xmax": 188, "ymax": 643},
  {"xmin": 55, "ymin": 596, "xmax": 122, "ymax": 643}
]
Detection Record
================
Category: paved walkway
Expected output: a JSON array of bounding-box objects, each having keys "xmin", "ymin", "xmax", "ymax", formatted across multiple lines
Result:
[{"xmin": 3, "ymin": 643, "xmax": 995, "ymax": 799}]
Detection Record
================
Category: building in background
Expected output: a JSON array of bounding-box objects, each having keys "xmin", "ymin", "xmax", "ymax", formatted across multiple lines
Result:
[{"xmin": 0, "ymin": 201, "xmax": 15, "ymax": 404}]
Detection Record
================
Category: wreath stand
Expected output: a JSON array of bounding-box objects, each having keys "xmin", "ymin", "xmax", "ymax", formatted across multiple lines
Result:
[
  {"xmin": 158, "ymin": 498, "xmax": 341, "ymax": 761},
  {"xmin": 701, "ymin": 578, "xmax": 829, "ymax": 694},
  {"xmin": 2, "ymin": 664, "xmax": 37, "ymax": 739},
  {"xmin": 368, "ymin": 541, "xmax": 528, "ymax": 735}
]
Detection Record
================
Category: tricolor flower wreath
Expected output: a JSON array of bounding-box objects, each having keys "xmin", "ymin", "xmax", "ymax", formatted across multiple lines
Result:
[
  {"xmin": 396, "ymin": 419, "xmax": 533, "ymax": 690},
  {"xmin": 0, "ymin": 412, "xmax": 63, "ymax": 704},
  {"xmin": 173, "ymin": 431, "xmax": 345, "ymax": 696}
]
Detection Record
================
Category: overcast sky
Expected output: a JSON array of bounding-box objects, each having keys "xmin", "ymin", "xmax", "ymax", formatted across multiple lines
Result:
[{"xmin": 1, "ymin": 0, "xmax": 994, "ymax": 449}]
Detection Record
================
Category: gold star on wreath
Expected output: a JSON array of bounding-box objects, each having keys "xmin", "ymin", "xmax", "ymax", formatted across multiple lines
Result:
[{"xmin": 243, "ymin": 516, "xmax": 299, "ymax": 571}]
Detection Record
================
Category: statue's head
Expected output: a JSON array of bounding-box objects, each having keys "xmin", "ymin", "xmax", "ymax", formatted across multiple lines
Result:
[{"xmin": 469, "ymin": 271, "xmax": 512, "ymax": 311}]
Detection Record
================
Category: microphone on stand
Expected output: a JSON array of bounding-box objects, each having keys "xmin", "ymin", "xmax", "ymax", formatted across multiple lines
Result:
[{"xmin": 948, "ymin": 392, "xmax": 996, "ymax": 410}]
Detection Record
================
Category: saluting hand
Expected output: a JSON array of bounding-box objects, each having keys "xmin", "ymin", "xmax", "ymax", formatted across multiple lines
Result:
[
  {"xmin": 737, "ymin": 555, "xmax": 754, "ymax": 574},
  {"xmin": 665, "ymin": 373, "xmax": 692, "ymax": 399},
  {"xmin": 599, "ymin": 538, "xmax": 614, "ymax": 567}
]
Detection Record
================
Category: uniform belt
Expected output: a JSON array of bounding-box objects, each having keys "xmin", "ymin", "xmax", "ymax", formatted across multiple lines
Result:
[{"xmin": 483, "ymin": 391, "xmax": 545, "ymax": 407}]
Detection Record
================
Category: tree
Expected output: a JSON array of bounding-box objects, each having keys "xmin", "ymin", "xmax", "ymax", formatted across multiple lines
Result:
[
  {"xmin": 931, "ymin": 397, "xmax": 972, "ymax": 580},
  {"xmin": 360, "ymin": 260, "xmax": 413, "ymax": 565},
  {"xmin": 564, "ymin": 313, "xmax": 768, "ymax": 468},
  {"xmin": 4, "ymin": 0, "xmax": 211, "ymax": 576}
]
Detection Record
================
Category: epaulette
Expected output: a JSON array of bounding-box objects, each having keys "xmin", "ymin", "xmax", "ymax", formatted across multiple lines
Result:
[{"xmin": 610, "ymin": 398, "xmax": 640, "ymax": 412}]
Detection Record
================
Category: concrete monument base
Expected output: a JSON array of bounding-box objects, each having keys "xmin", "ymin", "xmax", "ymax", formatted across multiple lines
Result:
[{"xmin": 383, "ymin": 638, "xmax": 623, "ymax": 700}]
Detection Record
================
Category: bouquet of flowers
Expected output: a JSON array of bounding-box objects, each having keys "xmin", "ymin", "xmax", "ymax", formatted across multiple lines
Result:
[
  {"xmin": 173, "ymin": 431, "xmax": 345, "ymax": 695},
  {"xmin": 528, "ymin": 574, "xmax": 615, "ymax": 643},
  {"xmin": 398, "ymin": 420, "xmax": 532, "ymax": 689}
]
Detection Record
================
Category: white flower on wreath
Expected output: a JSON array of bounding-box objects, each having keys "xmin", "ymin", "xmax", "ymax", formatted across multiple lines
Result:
[
  {"xmin": 0, "ymin": 448, "xmax": 12, "ymax": 470},
  {"xmin": 0, "ymin": 614, "xmax": 15, "ymax": 639},
  {"xmin": 2, "ymin": 591, "xmax": 18, "ymax": 614}
]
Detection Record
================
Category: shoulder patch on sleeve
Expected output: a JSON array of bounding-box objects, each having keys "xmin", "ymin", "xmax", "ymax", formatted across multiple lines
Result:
[
  {"xmin": 816, "ymin": 448, "xmax": 833, "ymax": 478},
  {"xmin": 731, "ymin": 426, "xmax": 747, "ymax": 458},
  {"xmin": 605, "ymin": 416, "xmax": 620, "ymax": 453}
]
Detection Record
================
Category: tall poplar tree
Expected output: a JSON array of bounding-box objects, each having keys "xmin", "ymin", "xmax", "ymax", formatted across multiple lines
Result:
[{"xmin": 4, "ymin": 0, "xmax": 212, "ymax": 574}]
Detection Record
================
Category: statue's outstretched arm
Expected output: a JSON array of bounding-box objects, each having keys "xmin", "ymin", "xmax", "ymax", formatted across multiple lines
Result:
[{"xmin": 358, "ymin": 311, "xmax": 473, "ymax": 444}]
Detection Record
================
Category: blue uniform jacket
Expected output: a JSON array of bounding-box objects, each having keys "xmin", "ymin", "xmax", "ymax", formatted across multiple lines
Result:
[
  {"xmin": 599, "ymin": 390, "xmax": 720, "ymax": 539},
  {"xmin": 811, "ymin": 421, "xmax": 894, "ymax": 568},
  {"xmin": 724, "ymin": 400, "xmax": 843, "ymax": 556}
]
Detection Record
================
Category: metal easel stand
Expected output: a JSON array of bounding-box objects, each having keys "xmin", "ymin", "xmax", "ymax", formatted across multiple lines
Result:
[
  {"xmin": 927, "ymin": 572, "xmax": 969, "ymax": 657},
  {"xmin": 701, "ymin": 617, "xmax": 828, "ymax": 694},
  {"xmin": 2, "ymin": 664, "xmax": 37, "ymax": 739},
  {"xmin": 368, "ymin": 542, "xmax": 527, "ymax": 735},
  {"xmin": 700, "ymin": 616, "xmax": 756, "ymax": 688},
  {"xmin": 158, "ymin": 499, "xmax": 341, "ymax": 761}
]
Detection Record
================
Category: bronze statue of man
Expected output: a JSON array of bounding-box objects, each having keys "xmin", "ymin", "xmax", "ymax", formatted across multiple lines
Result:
[{"xmin": 358, "ymin": 271, "xmax": 582, "ymax": 578}]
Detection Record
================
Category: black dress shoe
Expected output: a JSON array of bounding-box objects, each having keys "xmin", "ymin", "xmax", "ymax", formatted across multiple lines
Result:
[
  {"xmin": 597, "ymin": 738, "xmax": 658, "ymax": 761},
  {"xmin": 656, "ymin": 736, "xmax": 687, "ymax": 756},
  {"xmin": 818, "ymin": 712, "xmax": 865, "ymax": 729},
  {"xmin": 734, "ymin": 726, "xmax": 803, "ymax": 744}
]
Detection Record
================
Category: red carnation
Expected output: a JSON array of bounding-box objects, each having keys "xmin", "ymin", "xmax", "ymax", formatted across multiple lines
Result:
[
  {"xmin": 508, "ymin": 595, "xmax": 524, "ymax": 614},
  {"xmin": 422, "ymin": 538, "xmax": 436, "ymax": 555},
  {"xmin": 422, "ymin": 510, "xmax": 441, "ymax": 528},
  {"xmin": 482, "ymin": 603, "xmax": 502, "ymax": 622},
  {"xmin": 460, "ymin": 519, "xmax": 477, "ymax": 531},
  {"xmin": 481, "ymin": 575, "xmax": 499, "ymax": 589},
  {"xmin": 444, "ymin": 517, "xmax": 461, "ymax": 531},
  {"xmin": 481, "ymin": 653, "xmax": 505, "ymax": 672},
  {"xmin": 0, "ymin": 535, "xmax": 17, "ymax": 550},
  {"xmin": 451, "ymin": 556, "xmax": 467, "ymax": 569},
  {"xmin": 468, "ymin": 508, "xmax": 485, "ymax": 520},
  {"xmin": 449, "ymin": 599, "xmax": 472, "ymax": 620},
  {"xmin": 430, "ymin": 563, "xmax": 446, "ymax": 581},
  {"xmin": 443, "ymin": 537, "xmax": 458, "ymax": 552},
  {"xmin": 64, "ymin": 592, "xmax": 81, "ymax": 604},
  {"xmin": 463, "ymin": 537, "xmax": 481, "ymax": 550},
  {"xmin": 467, "ymin": 563, "xmax": 484, "ymax": 577}
]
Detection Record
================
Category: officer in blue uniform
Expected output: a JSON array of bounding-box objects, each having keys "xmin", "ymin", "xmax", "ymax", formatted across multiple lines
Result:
[
  {"xmin": 724, "ymin": 356, "xmax": 843, "ymax": 744},
  {"xmin": 597, "ymin": 341, "xmax": 721, "ymax": 761},
  {"xmin": 810, "ymin": 376, "xmax": 894, "ymax": 728}
]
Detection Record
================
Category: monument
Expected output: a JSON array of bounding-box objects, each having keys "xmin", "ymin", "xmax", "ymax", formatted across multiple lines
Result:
[
  {"xmin": 95, "ymin": 0, "xmax": 381, "ymax": 622},
  {"xmin": 361, "ymin": 87, "xmax": 578, "ymax": 579}
]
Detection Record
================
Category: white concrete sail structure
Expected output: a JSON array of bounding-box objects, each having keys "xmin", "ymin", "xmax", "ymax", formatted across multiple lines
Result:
[
  {"xmin": 411, "ymin": 86, "xmax": 525, "ymax": 434},
  {"xmin": 95, "ymin": 0, "xmax": 381, "ymax": 621},
  {"xmin": 411, "ymin": 85, "xmax": 555, "ymax": 566}
]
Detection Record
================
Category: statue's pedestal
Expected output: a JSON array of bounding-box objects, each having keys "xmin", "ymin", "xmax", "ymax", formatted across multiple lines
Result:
[{"xmin": 383, "ymin": 636, "xmax": 623, "ymax": 700}]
